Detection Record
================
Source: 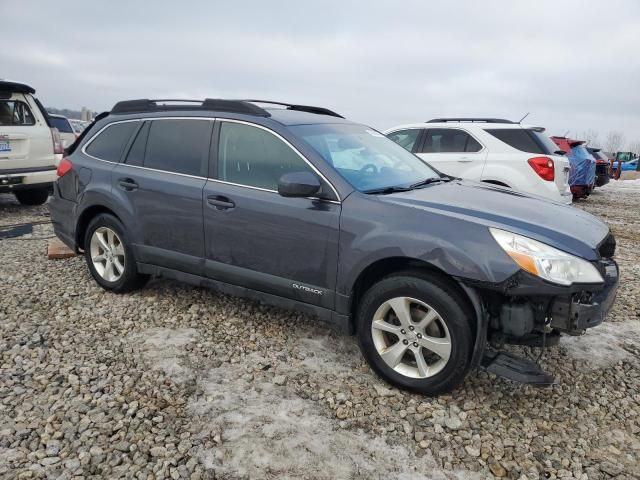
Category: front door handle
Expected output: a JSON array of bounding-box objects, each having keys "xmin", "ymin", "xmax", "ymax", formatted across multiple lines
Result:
[
  {"xmin": 457, "ymin": 157, "xmax": 473, "ymax": 162},
  {"xmin": 118, "ymin": 177, "xmax": 138, "ymax": 191},
  {"xmin": 207, "ymin": 195, "xmax": 235, "ymax": 210}
]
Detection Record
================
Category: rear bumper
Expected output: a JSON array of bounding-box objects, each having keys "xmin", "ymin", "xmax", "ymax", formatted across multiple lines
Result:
[
  {"xmin": 48, "ymin": 183, "xmax": 77, "ymax": 250},
  {"xmin": 0, "ymin": 167, "xmax": 57, "ymax": 193}
]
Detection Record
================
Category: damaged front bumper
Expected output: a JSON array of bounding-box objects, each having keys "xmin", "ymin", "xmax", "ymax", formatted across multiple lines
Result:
[
  {"xmin": 550, "ymin": 259, "xmax": 619, "ymax": 333},
  {"xmin": 471, "ymin": 259, "xmax": 619, "ymax": 386}
]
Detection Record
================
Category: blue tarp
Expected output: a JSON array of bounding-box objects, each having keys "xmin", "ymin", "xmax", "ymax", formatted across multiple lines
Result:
[{"xmin": 568, "ymin": 145, "xmax": 596, "ymax": 186}]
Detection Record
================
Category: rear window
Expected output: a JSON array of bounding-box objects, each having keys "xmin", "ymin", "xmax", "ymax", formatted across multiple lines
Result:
[
  {"xmin": 49, "ymin": 116, "xmax": 74, "ymax": 133},
  {"xmin": 485, "ymin": 128, "xmax": 558, "ymax": 155},
  {"xmin": 0, "ymin": 100, "xmax": 36, "ymax": 126},
  {"xmin": 85, "ymin": 121, "xmax": 138, "ymax": 161}
]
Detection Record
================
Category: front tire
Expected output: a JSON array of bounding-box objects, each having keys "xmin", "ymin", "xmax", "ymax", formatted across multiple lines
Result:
[
  {"xmin": 84, "ymin": 214, "xmax": 148, "ymax": 293},
  {"xmin": 14, "ymin": 187, "xmax": 49, "ymax": 205},
  {"xmin": 356, "ymin": 273, "xmax": 473, "ymax": 395}
]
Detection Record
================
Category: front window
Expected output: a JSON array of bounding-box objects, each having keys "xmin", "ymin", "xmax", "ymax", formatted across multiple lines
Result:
[
  {"xmin": 218, "ymin": 121, "xmax": 314, "ymax": 191},
  {"xmin": 290, "ymin": 124, "xmax": 439, "ymax": 192}
]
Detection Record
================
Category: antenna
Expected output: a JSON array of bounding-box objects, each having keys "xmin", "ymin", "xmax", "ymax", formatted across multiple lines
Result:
[
  {"xmin": 563, "ymin": 130, "xmax": 570, "ymax": 137},
  {"xmin": 518, "ymin": 112, "xmax": 530, "ymax": 123}
]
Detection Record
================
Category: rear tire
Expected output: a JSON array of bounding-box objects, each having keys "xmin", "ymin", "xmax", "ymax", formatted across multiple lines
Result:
[
  {"xmin": 356, "ymin": 273, "xmax": 473, "ymax": 395},
  {"xmin": 14, "ymin": 187, "xmax": 49, "ymax": 206},
  {"xmin": 84, "ymin": 213, "xmax": 149, "ymax": 293}
]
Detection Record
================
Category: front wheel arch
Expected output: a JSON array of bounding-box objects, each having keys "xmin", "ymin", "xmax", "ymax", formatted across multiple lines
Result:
[{"xmin": 349, "ymin": 258, "xmax": 478, "ymax": 334}]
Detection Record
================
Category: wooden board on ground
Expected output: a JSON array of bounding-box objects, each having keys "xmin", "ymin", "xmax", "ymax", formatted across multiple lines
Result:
[{"xmin": 48, "ymin": 237, "xmax": 77, "ymax": 259}]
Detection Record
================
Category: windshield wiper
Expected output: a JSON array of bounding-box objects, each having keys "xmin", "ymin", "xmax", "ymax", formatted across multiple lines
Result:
[
  {"xmin": 363, "ymin": 185, "xmax": 412, "ymax": 195},
  {"xmin": 409, "ymin": 177, "xmax": 450, "ymax": 189}
]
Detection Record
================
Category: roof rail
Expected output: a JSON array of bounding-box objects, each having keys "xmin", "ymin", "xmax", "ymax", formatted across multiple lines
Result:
[
  {"xmin": 244, "ymin": 100, "xmax": 344, "ymax": 118},
  {"xmin": 110, "ymin": 99, "xmax": 271, "ymax": 117},
  {"xmin": 110, "ymin": 98, "xmax": 343, "ymax": 118},
  {"xmin": 427, "ymin": 118, "xmax": 515, "ymax": 124}
]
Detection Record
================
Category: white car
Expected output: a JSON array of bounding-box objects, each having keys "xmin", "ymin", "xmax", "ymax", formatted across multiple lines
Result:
[
  {"xmin": 0, "ymin": 80, "xmax": 63, "ymax": 205},
  {"xmin": 69, "ymin": 119, "xmax": 89, "ymax": 135},
  {"xmin": 385, "ymin": 118, "xmax": 572, "ymax": 204},
  {"xmin": 49, "ymin": 114, "xmax": 77, "ymax": 149}
]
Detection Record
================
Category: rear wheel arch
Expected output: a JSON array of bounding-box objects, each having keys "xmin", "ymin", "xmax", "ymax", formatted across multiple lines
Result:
[{"xmin": 76, "ymin": 205, "xmax": 123, "ymax": 250}]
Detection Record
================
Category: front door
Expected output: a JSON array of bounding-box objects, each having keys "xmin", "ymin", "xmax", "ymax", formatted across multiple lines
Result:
[
  {"xmin": 203, "ymin": 120, "xmax": 341, "ymax": 309},
  {"xmin": 112, "ymin": 118, "xmax": 212, "ymax": 275}
]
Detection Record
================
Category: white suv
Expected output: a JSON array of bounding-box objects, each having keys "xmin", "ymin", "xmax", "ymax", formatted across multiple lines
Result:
[
  {"xmin": 385, "ymin": 118, "xmax": 572, "ymax": 204},
  {"xmin": 0, "ymin": 80, "xmax": 63, "ymax": 205}
]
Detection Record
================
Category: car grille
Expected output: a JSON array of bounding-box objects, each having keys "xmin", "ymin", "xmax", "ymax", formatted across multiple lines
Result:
[
  {"xmin": 596, "ymin": 164, "xmax": 609, "ymax": 175},
  {"xmin": 599, "ymin": 233, "xmax": 616, "ymax": 258}
]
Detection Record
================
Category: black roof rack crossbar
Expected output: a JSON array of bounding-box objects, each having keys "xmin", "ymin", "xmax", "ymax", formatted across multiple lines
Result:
[
  {"xmin": 244, "ymin": 100, "xmax": 344, "ymax": 118},
  {"xmin": 427, "ymin": 118, "xmax": 515, "ymax": 124},
  {"xmin": 110, "ymin": 98, "xmax": 271, "ymax": 117}
]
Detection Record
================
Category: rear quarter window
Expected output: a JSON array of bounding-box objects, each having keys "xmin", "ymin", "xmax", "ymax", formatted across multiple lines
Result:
[
  {"xmin": 85, "ymin": 121, "xmax": 138, "ymax": 162},
  {"xmin": 485, "ymin": 129, "xmax": 552, "ymax": 155}
]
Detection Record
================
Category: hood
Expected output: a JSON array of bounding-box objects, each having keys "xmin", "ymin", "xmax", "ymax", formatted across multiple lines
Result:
[{"xmin": 382, "ymin": 180, "xmax": 608, "ymax": 260}]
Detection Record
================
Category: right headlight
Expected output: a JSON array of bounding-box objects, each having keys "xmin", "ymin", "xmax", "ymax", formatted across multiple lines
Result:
[{"xmin": 490, "ymin": 228, "xmax": 603, "ymax": 286}]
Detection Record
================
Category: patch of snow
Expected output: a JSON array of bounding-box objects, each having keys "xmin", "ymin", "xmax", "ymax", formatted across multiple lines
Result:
[
  {"xmin": 602, "ymin": 178, "xmax": 640, "ymax": 191},
  {"xmin": 296, "ymin": 335, "xmax": 362, "ymax": 374},
  {"xmin": 191, "ymin": 357, "xmax": 477, "ymax": 480},
  {"xmin": 130, "ymin": 327, "xmax": 198, "ymax": 382},
  {"xmin": 560, "ymin": 320, "xmax": 640, "ymax": 370}
]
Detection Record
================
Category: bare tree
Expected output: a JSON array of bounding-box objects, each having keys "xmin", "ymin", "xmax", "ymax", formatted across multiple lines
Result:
[
  {"xmin": 628, "ymin": 140, "xmax": 640, "ymax": 155},
  {"xmin": 604, "ymin": 131, "xmax": 626, "ymax": 154},
  {"xmin": 579, "ymin": 129, "xmax": 600, "ymax": 146}
]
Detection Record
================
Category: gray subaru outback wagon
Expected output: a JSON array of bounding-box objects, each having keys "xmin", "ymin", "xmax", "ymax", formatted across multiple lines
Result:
[{"xmin": 50, "ymin": 99, "xmax": 618, "ymax": 395}]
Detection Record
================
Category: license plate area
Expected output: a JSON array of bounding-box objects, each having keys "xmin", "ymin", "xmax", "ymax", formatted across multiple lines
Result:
[{"xmin": 0, "ymin": 142, "xmax": 11, "ymax": 152}]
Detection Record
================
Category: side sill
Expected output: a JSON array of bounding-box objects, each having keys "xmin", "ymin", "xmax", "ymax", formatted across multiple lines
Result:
[{"xmin": 137, "ymin": 263, "xmax": 350, "ymax": 334}]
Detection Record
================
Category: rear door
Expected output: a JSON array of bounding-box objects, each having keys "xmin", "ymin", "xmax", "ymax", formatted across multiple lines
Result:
[
  {"xmin": 416, "ymin": 128, "xmax": 486, "ymax": 178},
  {"xmin": 111, "ymin": 118, "xmax": 212, "ymax": 275},
  {"xmin": 0, "ymin": 93, "xmax": 53, "ymax": 173}
]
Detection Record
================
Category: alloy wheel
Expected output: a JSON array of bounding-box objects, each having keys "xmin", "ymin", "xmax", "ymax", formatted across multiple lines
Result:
[
  {"xmin": 370, "ymin": 296, "xmax": 452, "ymax": 378},
  {"xmin": 90, "ymin": 227, "xmax": 125, "ymax": 282}
]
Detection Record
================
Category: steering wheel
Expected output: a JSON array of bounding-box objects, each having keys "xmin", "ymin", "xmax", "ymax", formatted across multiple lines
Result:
[{"xmin": 360, "ymin": 163, "xmax": 378, "ymax": 174}]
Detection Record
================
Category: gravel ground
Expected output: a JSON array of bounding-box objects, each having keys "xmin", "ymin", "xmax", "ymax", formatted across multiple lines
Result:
[{"xmin": 1, "ymin": 182, "xmax": 639, "ymax": 480}]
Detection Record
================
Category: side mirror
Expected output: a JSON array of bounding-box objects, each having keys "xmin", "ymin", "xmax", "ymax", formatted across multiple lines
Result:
[{"xmin": 277, "ymin": 171, "xmax": 321, "ymax": 198}]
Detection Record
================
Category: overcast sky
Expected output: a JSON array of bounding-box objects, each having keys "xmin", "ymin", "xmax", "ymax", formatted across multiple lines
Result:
[{"xmin": 3, "ymin": 0, "xmax": 640, "ymax": 148}]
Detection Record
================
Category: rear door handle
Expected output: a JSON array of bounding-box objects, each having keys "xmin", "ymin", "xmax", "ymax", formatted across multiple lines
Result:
[
  {"xmin": 207, "ymin": 195, "xmax": 235, "ymax": 210},
  {"xmin": 457, "ymin": 157, "xmax": 473, "ymax": 162},
  {"xmin": 118, "ymin": 178, "xmax": 138, "ymax": 191}
]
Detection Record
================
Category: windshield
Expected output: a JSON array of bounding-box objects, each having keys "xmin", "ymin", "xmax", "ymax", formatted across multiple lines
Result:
[
  {"xmin": 50, "ymin": 116, "xmax": 74, "ymax": 133},
  {"xmin": 290, "ymin": 123, "xmax": 440, "ymax": 192}
]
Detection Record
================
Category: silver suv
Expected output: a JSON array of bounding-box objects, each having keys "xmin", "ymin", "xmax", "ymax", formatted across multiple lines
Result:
[{"xmin": 0, "ymin": 80, "xmax": 63, "ymax": 205}]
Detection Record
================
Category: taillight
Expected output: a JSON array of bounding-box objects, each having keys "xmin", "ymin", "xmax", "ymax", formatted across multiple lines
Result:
[
  {"xmin": 57, "ymin": 158, "xmax": 73, "ymax": 177},
  {"xmin": 528, "ymin": 156, "xmax": 555, "ymax": 181},
  {"xmin": 51, "ymin": 128, "xmax": 64, "ymax": 154}
]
